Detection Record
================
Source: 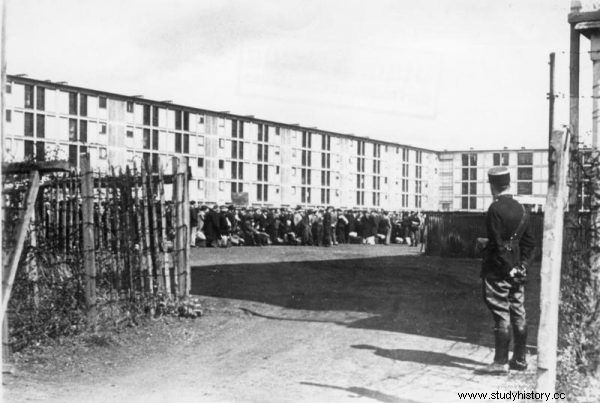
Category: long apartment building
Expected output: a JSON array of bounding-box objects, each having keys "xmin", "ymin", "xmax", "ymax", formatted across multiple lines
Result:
[{"xmin": 2, "ymin": 75, "xmax": 550, "ymax": 212}]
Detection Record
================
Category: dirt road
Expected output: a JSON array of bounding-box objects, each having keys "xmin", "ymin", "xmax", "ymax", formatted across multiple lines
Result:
[{"xmin": 3, "ymin": 245, "xmax": 538, "ymax": 402}]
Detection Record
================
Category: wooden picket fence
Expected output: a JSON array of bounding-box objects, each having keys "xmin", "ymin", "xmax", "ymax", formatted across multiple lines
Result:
[
  {"xmin": 424, "ymin": 211, "xmax": 545, "ymax": 259},
  {"xmin": 1, "ymin": 156, "xmax": 191, "ymax": 329}
]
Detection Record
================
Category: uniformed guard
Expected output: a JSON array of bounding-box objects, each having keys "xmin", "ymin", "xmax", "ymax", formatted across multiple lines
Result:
[{"xmin": 480, "ymin": 167, "xmax": 535, "ymax": 374}]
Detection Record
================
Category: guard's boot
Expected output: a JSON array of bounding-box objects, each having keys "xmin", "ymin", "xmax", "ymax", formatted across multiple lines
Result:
[
  {"xmin": 509, "ymin": 325, "xmax": 528, "ymax": 371},
  {"xmin": 479, "ymin": 327, "xmax": 510, "ymax": 374}
]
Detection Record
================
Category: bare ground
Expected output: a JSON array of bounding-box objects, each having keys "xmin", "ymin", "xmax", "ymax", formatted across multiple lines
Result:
[{"xmin": 3, "ymin": 245, "xmax": 541, "ymax": 403}]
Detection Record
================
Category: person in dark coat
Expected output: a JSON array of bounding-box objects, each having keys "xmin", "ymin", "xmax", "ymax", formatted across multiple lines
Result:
[
  {"xmin": 336, "ymin": 209, "xmax": 348, "ymax": 244},
  {"xmin": 379, "ymin": 211, "xmax": 392, "ymax": 245},
  {"xmin": 203, "ymin": 205, "xmax": 221, "ymax": 247},
  {"xmin": 323, "ymin": 206, "xmax": 333, "ymax": 246},
  {"xmin": 218, "ymin": 205, "xmax": 231, "ymax": 247},
  {"xmin": 189, "ymin": 201, "xmax": 199, "ymax": 247},
  {"xmin": 480, "ymin": 167, "xmax": 536, "ymax": 374}
]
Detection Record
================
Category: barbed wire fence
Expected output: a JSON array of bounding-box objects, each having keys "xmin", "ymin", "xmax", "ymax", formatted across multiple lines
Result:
[
  {"xmin": 558, "ymin": 147, "xmax": 600, "ymax": 398},
  {"xmin": 2, "ymin": 156, "xmax": 193, "ymax": 352}
]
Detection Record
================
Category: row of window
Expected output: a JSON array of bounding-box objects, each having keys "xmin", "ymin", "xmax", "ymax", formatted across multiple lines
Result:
[
  {"xmin": 21, "ymin": 140, "xmax": 108, "ymax": 165},
  {"xmin": 462, "ymin": 152, "xmax": 534, "ymax": 167},
  {"xmin": 14, "ymin": 84, "xmax": 430, "ymax": 162},
  {"xmin": 21, "ymin": 114, "xmax": 108, "ymax": 142}
]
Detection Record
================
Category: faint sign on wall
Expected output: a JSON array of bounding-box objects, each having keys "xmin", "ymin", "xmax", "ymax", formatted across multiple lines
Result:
[{"xmin": 232, "ymin": 192, "xmax": 249, "ymax": 206}]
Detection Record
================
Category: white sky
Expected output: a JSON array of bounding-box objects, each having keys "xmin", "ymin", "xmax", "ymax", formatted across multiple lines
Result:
[{"xmin": 5, "ymin": 0, "xmax": 596, "ymax": 150}]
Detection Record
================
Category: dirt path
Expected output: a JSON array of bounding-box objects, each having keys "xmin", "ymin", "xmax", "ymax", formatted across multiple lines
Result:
[{"xmin": 3, "ymin": 245, "xmax": 538, "ymax": 402}]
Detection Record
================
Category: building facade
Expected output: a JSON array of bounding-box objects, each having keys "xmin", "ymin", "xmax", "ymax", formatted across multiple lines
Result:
[
  {"xmin": 2, "ymin": 75, "xmax": 549, "ymax": 212},
  {"xmin": 437, "ymin": 148, "xmax": 549, "ymax": 212},
  {"xmin": 3, "ymin": 75, "xmax": 439, "ymax": 210}
]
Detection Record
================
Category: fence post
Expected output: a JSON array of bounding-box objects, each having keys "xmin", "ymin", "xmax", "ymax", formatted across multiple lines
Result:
[
  {"xmin": 1, "ymin": 170, "xmax": 40, "ymax": 321},
  {"xmin": 80, "ymin": 154, "xmax": 97, "ymax": 330},
  {"xmin": 536, "ymin": 129, "xmax": 570, "ymax": 397},
  {"xmin": 141, "ymin": 161, "xmax": 154, "ymax": 295},
  {"xmin": 158, "ymin": 165, "xmax": 170, "ymax": 298},
  {"xmin": 174, "ymin": 157, "xmax": 190, "ymax": 298},
  {"xmin": 171, "ymin": 159, "xmax": 179, "ymax": 298},
  {"xmin": 181, "ymin": 157, "xmax": 190, "ymax": 297}
]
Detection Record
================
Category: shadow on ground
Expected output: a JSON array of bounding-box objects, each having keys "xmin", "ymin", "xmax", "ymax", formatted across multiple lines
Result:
[
  {"xmin": 352, "ymin": 344, "xmax": 486, "ymax": 370},
  {"xmin": 300, "ymin": 382, "xmax": 421, "ymax": 403},
  {"xmin": 191, "ymin": 254, "xmax": 540, "ymax": 349}
]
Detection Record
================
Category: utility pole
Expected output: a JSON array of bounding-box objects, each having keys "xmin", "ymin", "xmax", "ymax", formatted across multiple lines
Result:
[{"xmin": 548, "ymin": 53, "xmax": 555, "ymax": 147}]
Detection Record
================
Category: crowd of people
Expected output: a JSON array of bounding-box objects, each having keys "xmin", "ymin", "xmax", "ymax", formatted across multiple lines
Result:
[{"xmin": 189, "ymin": 203, "xmax": 427, "ymax": 250}]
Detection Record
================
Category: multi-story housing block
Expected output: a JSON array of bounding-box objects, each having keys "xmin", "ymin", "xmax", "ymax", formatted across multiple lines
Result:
[
  {"xmin": 3, "ymin": 75, "xmax": 439, "ymax": 210},
  {"xmin": 437, "ymin": 148, "xmax": 549, "ymax": 212}
]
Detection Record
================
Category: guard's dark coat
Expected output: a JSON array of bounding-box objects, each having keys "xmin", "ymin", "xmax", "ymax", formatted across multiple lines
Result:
[{"xmin": 482, "ymin": 194, "xmax": 535, "ymax": 279}]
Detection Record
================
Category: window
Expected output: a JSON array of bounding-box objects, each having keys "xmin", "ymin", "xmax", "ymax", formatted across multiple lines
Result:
[
  {"xmin": 219, "ymin": 160, "xmax": 224, "ymax": 169},
  {"xmin": 517, "ymin": 167, "xmax": 533, "ymax": 180},
  {"xmin": 517, "ymin": 152, "xmax": 533, "ymax": 166},
  {"xmin": 152, "ymin": 130, "xmax": 159, "ymax": 151},
  {"xmin": 175, "ymin": 132, "xmax": 182, "ymax": 152},
  {"xmin": 68, "ymin": 92, "xmax": 77, "ymax": 115},
  {"xmin": 35, "ymin": 114, "xmax": 45, "ymax": 138},
  {"xmin": 68, "ymin": 118, "xmax": 77, "ymax": 141},
  {"xmin": 6, "ymin": 82, "xmax": 11, "ymax": 94},
  {"xmin": 232, "ymin": 141, "xmax": 238, "ymax": 158},
  {"xmin": 152, "ymin": 106, "xmax": 159, "ymax": 126},
  {"xmin": 36, "ymin": 87, "xmax": 45, "ymax": 111},
  {"xmin": 183, "ymin": 112, "xmax": 189, "ymax": 131},
  {"xmin": 151, "ymin": 153, "xmax": 160, "ymax": 172},
  {"xmin": 99, "ymin": 96, "xmax": 107, "ymax": 109},
  {"xmin": 23, "ymin": 113, "xmax": 33, "ymax": 137},
  {"xmin": 80, "ymin": 94, "xmax": 87, "ymax": 116},
  {"xmin": 461, "ymin": 153, "xmax": 478, "ymax": 209},
  {"xmin": 126, "ymin": 130, "xmax": 134, "ymax": 138},
  {"xmin": 68, "ymin": 144, "xmax": 77, "ymax": 167},
  {"xmin": 100, "ymin": 124, "xmax": 107, "ymax": 134},
  {"xmin": 24, "ymin": 140, "xmax": 35, "ymax": 159},
  {"xmin": 126, "ymin": 101, "xmax": 134, "ymax": 113},
  {"xmin": 276, "ymin": 127, "xmax": 280, "ymax": 135},
  {"xmin": 143, "ymin": 129, "xmax": 151, "ymax": 149},
  {"xmin": 517, "ymin": 182, "xmax": 532, "ymax": 195},
  {"xmin": 5, "ymin": 109, "xmax": 11, "ymax": 122},
  {"xmin": 198, "ymin": 157, "xmax": 204, "ymax": 168},
  {"xmin": 183, "ymin": 134, "xmax": 189, "ymax": 153},
  {"xmin": 24, "ymin": 85, "xmax": 34, "ymax": 109},
  {"xmin": 219, "ymin": 139, "xmax": 225, "ymax": 148},
  {"xmin": 35, "ymin": 141, "xmax": 45, "ymax": 161},
  {"xmin": 198, "ymin": 180, "xmax": 204, "ymax": 190},
  {"xmin": 175, "ymin": 111, "xmax": 182, "ymax": 130},
  {"xmin": 99, "ymin": 148, "xmax": 107, "ymax": 160},
  {"xmin": 493, "ymin": 152, "xmax": 509, "ymax": 166},
  {"xmin": 143, "ymin": 105, "xmax": 151, "ymax": 125}
]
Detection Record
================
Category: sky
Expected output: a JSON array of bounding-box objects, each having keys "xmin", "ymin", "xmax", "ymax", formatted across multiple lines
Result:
[{"xmin": 5, "ymin": 0, "xmax": 596, "ymax": 150}]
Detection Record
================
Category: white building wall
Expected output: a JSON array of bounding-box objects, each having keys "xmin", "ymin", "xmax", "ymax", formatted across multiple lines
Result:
[{"xmin": 4, "ymin": 76, "xmax": 549, "ymax": 212}]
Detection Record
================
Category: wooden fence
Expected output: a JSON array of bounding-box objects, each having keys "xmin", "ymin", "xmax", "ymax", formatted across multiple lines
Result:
[
  {"xmin": 424, "ymin": 211, "xmax": 545, "ymax": 259},
  {"xmin": 2, "ymin": 155, "xmax": 191, "ymax": 329}
]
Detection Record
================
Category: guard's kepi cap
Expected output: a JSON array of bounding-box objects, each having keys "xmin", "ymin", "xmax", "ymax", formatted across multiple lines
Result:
[{"xmin": 488, "ymin": 167, "xmax": 510, "ymax": 187}]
